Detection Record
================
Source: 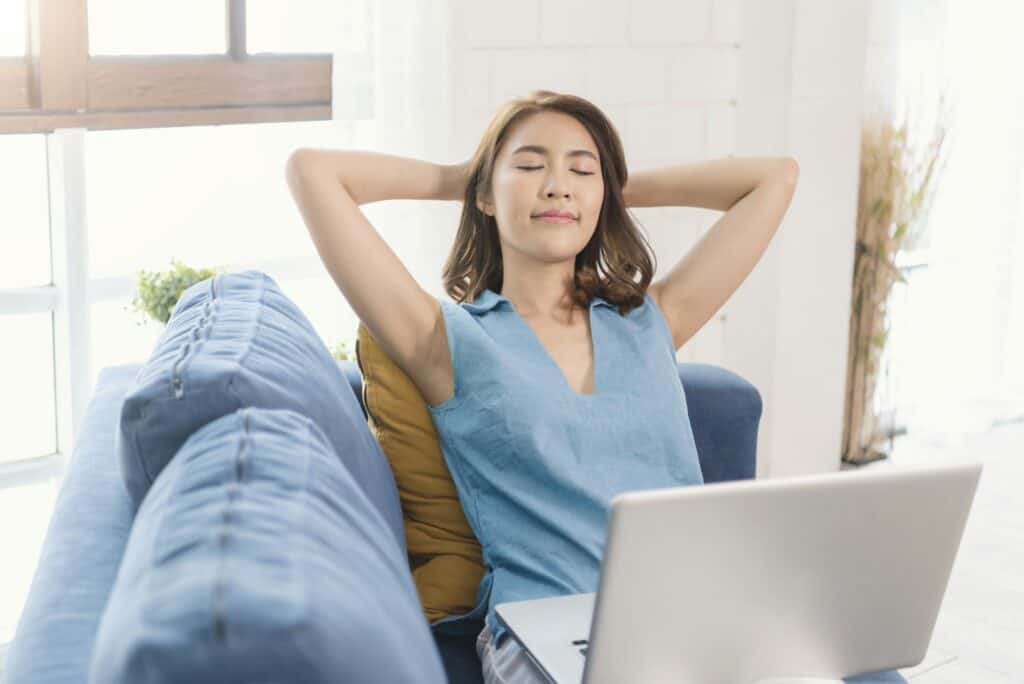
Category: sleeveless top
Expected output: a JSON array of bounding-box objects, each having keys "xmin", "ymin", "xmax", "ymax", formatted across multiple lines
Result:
[{"xmin": 426, "ymin": 287, "xmax": 705, "ymax": 647}]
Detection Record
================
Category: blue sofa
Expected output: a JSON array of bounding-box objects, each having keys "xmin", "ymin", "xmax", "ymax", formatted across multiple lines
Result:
[{"xmin": 0, "ymin": 272, "xmax": 906, "ymax": 683}]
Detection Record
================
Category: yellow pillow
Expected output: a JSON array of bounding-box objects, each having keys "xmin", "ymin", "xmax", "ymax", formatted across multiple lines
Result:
[{"xmin": 354, "ymin": 320, "xmax": 484, "ymax": 625}]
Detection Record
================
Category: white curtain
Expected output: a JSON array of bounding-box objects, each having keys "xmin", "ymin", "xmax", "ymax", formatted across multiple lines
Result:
[
  {"xmin": 892, "ymin": 0, "xmax": 1024, "ymax": 437},
  {"xmin": 330, "ymin": 0, "xmax": 458, "ymax": 298}
]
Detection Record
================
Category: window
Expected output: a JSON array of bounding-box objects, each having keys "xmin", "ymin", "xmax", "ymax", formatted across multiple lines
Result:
[
  {"xmin": 87, "ymin": 0, "xmax": 226, "ymax": 56},
  {"xmin": 247, "ymin": 0, "xmax": 358, "ymax": 54},
  {"xmin": 0, "ymin": 313, "xmax": 57, "ymax": 465},
  {"xmin": 276, "ymin": 275, "xmax": 361, "ymax": 356},
  {"xmin": 88, "ymin": 298, "xmax": 164, "ymax": 390},
  {"xmin": 0, "ymin": 479, "xmax": 59, "ymax": 644},
  {"xmin": 0, "ymin": 136, "xmax": 50, "ymax": 289},
  {"xmin": 85, "ymin": 118, "xmax": 374, "ymax": 382},
  {"xmin": 0, "ymin": 1, "xmax": 27, "ymax": 56},
  {"xmin": 85, "ymin": 121, "xmax": 333, "ymax": 278},
  {"xmin": 0, "ymin": 2, "xmax": 380, "ymax": 663},
  {"xmin": 0, "ymin": 0, "xmax": 371, "ymax": 134}
]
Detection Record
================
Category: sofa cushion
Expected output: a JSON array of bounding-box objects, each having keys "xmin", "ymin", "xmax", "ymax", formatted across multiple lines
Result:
[
  {"xmin": 88, "ymin": 407, "xmax": 446, "ymax": 684},
  {"xmin": 115, "ymin": 270, "xmax": 405, "ymax": 554},
  {"xmin": 355, "ymin": 320, "xmax": 484, "ymax": 625}
]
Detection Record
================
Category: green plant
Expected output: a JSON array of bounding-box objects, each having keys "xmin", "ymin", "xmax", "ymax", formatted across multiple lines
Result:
[
  {"xmin": 129, "ymin": 258, "xmax": 222, "ymax": 325},
  {"xmin": 331, "ymin": 338, "xmax": 354, "ymax": 362}
]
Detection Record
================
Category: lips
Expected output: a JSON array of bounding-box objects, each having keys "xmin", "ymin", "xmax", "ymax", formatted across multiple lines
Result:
[{"xmin": 533, "ymin": 211, "xmax": 576, "ymax": 219}]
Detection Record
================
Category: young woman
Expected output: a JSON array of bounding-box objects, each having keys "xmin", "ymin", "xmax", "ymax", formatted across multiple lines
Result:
[{"xmin": 287, "ymin": 90, "xmax": 805, "ymax": 683}]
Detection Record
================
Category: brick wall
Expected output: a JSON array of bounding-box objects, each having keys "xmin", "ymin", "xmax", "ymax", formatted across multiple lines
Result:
[{"xmin": 362, "ymin": 0, "xmax": 874, "ymax": 476}]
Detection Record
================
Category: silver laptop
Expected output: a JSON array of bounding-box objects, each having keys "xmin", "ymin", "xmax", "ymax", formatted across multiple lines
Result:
[{"xmin": 495, "ymin": 460, "xmax": 983, "ymax": 684}]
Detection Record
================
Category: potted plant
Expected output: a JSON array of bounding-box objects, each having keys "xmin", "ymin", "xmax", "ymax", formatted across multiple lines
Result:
[
  {"xmin": 128, "ymin": 258, "xmax": 222, "ymax": 326},
  {"xmin": 128, "ymin": 260, "xmax": 356, "ymax": 368},
  {"xmin": 331, "ymin": 338, "xmax": 355, "ymax": 362},
  {"xmin": 841, "ymin": 95, "xmax": 953, "ymax": 466}
]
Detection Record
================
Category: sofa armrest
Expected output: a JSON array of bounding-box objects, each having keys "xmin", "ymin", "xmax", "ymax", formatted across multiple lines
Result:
[
  {"xmin": 2, "ymin": 364, "xmax": 142, "ymax": 684},
  {"xmin": 338, "ymin": 359, "xmax": 369, "ymax": 421},
  {"xmin": 677, "ymin": 363, "xmax": 760, "ymax": 483}
]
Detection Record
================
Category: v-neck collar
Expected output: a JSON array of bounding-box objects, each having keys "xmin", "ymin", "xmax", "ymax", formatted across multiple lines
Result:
[
  {"xmin": 464, "ymin": 288, "xmax": 612, "ymax": 398},
  {"xmin": 464, "ymin": 288, "xmax": 615, "ymax": 315}
]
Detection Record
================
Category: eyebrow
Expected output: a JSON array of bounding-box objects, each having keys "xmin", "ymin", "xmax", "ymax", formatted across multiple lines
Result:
[{"xmin": 511, "ymin": 144, "xmax": 598, "ymax": 162}]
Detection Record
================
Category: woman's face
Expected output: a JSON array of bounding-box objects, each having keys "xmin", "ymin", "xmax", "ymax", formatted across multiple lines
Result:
[{"xmin": 478, "ymin": 110, "xmax": 605, "ymax": 266}]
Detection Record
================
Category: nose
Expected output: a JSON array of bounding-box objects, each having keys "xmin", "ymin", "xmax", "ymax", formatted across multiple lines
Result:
[{"xmin": 543, "ymin": 173, "xmax": 571, "ymax": 199}]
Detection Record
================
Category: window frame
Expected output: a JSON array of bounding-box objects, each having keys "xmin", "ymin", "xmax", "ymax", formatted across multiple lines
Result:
[
  {"xmin": 0, "ymin": 130, "xmax": 329, "ymax": 487},
  {"xmin": 1, "ymin": 0, "xmax": 350, "ymax": 481},
  {"xmin": 0, "ymin": 0, "xmax": 334, "ymax": 135}
]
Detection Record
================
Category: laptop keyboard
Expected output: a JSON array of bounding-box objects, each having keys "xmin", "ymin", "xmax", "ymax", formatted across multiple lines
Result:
[{"xmin": 572, "ymin": 638, "xmax": 588, "ymax": 657}]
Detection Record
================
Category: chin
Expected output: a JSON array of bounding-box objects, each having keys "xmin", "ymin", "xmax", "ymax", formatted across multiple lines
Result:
[{"xmin": 535, "ymin": 243, "xmax": 589, "ymax": 263}]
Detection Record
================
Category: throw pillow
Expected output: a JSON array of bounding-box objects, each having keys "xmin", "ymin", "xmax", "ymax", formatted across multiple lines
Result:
[
  {"xmin": 115, "ymin": 270, "xmax": 405, "ymax": 554},
  {"xmin": 355, "ymin": 320, "xmax": 485, "ymax": 625}
]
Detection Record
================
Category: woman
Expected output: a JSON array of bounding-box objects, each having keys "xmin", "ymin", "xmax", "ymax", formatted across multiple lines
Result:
[{"xmin": 288, "ymin": 90, "xmax": 901, "ymax": 683}]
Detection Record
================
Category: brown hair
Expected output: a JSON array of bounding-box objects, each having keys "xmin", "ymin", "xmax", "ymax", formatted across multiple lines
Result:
[{"xmin": 440, "ymin": 89, "xmax": 657, "ymax": 317}]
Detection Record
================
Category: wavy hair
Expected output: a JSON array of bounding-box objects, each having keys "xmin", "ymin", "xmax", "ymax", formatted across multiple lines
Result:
[{"xmin": 440, "ymin": 89, "xmax": 656, "ymax": 317}]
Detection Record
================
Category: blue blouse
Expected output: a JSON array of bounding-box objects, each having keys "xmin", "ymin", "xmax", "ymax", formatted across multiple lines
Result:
[{"xmin": 426, "ymin": 288, "xmax": 704, "ymax": 647}]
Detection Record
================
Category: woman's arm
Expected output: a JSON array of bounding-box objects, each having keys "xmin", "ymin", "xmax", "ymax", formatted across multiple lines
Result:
[
  {"xmin": 632, "ymin": 156, "xmax": 800, "ymax": 350},
  {"xmin": 622, "ymin": 156, "xmax": 793, "ymax": 211},
  {"xmin": 284, "ymin": 149, "xmax": 469, "ymax": 397},
  {"xmin": 288, "ymin": 148, "xmax": 469, "ymax": 206}
]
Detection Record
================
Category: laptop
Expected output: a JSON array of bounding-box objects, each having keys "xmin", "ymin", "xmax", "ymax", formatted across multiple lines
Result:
[{"xmin": 494, "ymin": 460, "xmax": 983, "ymax": 684}]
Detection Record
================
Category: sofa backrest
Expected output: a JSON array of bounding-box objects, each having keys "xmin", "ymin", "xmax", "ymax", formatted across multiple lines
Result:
[{"xmin": 336, "ymin": 359, "xmax": 760, "ymax": 485}]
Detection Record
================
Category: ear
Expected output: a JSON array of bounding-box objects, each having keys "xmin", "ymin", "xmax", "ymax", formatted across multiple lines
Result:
[{"xmin": 476, "ymin": 196, "xmax": 494, "ymax": 217}]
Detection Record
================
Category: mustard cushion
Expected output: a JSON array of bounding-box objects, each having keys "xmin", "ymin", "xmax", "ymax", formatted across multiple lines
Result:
[{"xmin": 355, "ymin": 321, "xmax": 484, "ymax": 625}]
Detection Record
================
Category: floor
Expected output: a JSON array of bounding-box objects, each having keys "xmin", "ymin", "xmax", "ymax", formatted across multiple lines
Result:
[{"xmin": 850, "ymin": 421, "xmax": 1024, "ymax": 682}]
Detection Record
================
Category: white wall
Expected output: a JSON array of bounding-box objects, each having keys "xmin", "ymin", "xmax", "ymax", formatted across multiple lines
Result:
[
  {"xmin": 728, "ymin": 0, "xmax": 870, "ymax": 477},
  {"xmin": 442, "ymin": 0, "xmax": 740, "ymax": 370},
  {"xmin": 349, "ymin": 0, "xmax": 874, "ymax": 478}
]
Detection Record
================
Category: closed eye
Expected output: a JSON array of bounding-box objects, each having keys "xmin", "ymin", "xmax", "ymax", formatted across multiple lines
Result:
[{"xmin": 517, "ymin": 166, "xmax": 595, "ymax": 176}]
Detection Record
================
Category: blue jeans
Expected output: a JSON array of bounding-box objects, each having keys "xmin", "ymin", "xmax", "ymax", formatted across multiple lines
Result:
[{"xmin": 476, "ymin": 624, "xmax": 909, "ymax": 684}]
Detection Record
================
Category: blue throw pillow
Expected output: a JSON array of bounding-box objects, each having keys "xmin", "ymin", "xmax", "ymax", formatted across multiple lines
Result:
[
  {"xmin": 89, "ymin": 408, "xmax": 447, "ymax": 684},
  {"xmin": 115, "ymin": 270, "xmax": 405, "ymax": 554}
]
